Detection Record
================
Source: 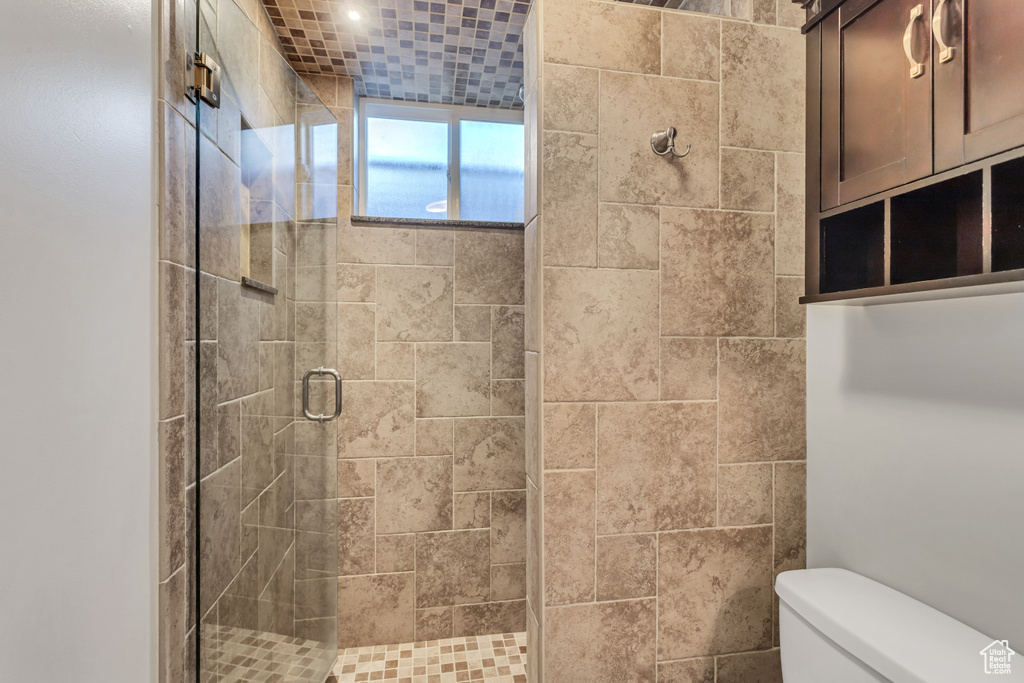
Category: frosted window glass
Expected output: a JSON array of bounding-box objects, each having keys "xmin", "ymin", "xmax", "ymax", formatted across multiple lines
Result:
[
  {"xmin": 366, "ymin": 117, "xmax": 449, "ymax": 219},
  {"xmin": 459, "ymin": 120, "xmax": 525, "ymax": 222}
]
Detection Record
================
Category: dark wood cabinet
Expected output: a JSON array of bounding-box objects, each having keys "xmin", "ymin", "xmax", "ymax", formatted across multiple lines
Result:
[
  {"xmin": 934, "ymin": 0, "xmax": 1024, "ymax": 172},
  {"xmin": 803, "ymin": 0, "xmax": 1024, "ymax": 303},
  {"xmin": 821, "ymin": 0, "xmax": 932, "ymax": 209}
]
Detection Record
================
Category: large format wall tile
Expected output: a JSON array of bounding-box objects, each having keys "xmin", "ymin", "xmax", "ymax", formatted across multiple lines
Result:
[
  {"xmin": 775, "ymin": 276, "xmax": 806, "ymax": 338},
  {"xmin": 455, "ymin": 305, "xmax": 491, "ymax": 342},
  {"xmin": 598, "ymin": 204, "xmax": 660, "ymax": 271},
  {"xmin": 662, "ymin": 11, "xmax": 720, "ymax": 81},
  {"xmin": 376, "ymin": 266, "xmax": 454, "ymax": 342},
  {"xmin": 415, "ymin": 529, "xmax": 491, "ymax": 607},
  {"xmin": 416, "ymin": 607, "xmax": 453, "ymax": 641},
  {"xmin": 660, "ymin": 338, "xmax": 718, "ymax": 401},
  {"xmin": 721, "ymin": 148, "xmax": 775, "ymax": 212},
  {"xmin": 338, "ymin": 497, "xmax": 375, "ymax": 576},
  {"xmin": 338, "ymin": 381, "xmax": 416, "ymax": 458},
  {"xmin": 716, "ymin": 649, "xmax": 783, "ymax": 683},
  {"xmin": 455, "ymin": 491, "xmax": 491, "ymax": 530},
  {"xmin": 543, "ymin": 402, "xmax": 595, "ymax": 470},
  {"xmin": 661, "ymin": 208, "xmax": 775, "ymax": 337},
  {"xmin": 337, "ymin": 573, "xmax": 416, "ymax": 648},
  {"xmin": 455, "ymin": 417, "xmax": 526, "ymax": 491},
  {"xmin": 217, "ymin": 280, "xmax": 260, "ymax": 401},
  {"xmin": 546, "ymin": 599, "xmax": 657, "ymax": 683},
  {"xmin": 658, "ymin": 658, "xmax": 716, "ymax": 683},
  {"xmin": 721, "ymin": 22, "xmax": 805, "ymax": 152},
  {"xmin": 492, "ymin": 306, "xmax": 525, "ymax": 379},
  {"xmin": 337, "ymin": 303, "xmax": 375, "ymax": 380},
  {"xmin": 491, "ymin": 379, "xmax": 525, "ymax": 416},
  {"xmin": 492, "ymin": 490, "xmax": 528, "ymax": 564},
  {"xmin": 596, "ymin": 534, "xmax": 657, "ymax": 602},
  {"xmin": 492, "ymin": 563, "xmax": 527, "ymax": 601},
  {"xmin": 544, "ymin": 267, "xmax": 659, "ymax": 402},
  {"xmin": 524, "ymin": 218, "xmax": 540, "ymax": 353},
  {"xmin": 416, "ymin": 418, "xmax": 453, "ymax": 456},
  {"xmin": 544, "ymin": 470, "xmax": 595, "ymax": 605},
  {"xmin": 774, "ymin": 462, "xmax": 807, "ymax": 577},
  {"xmin": 199, "ymin": 136, "xmax": 242, "ymax": 282},
  {"xmin": 599, "ymin": 72, "xmax": 719, "ymax": 208},
  {"xmin": 719, "ymin": 339, "xmax": 806, "ymax": 463},
  {"xmin": 543, "ymin": 64, "xmax": 599, "ymax": 134},
  {"xmin": 454, "ymin": 231, "xmax": 524, "ymax": 305},
  {"xmin": 525, "ymin": 352, "xmax": 540, "ymax": 484},
  {"xmin": 719, "ymin": 463, "xmax": 773, "ymax": 527},
  {"xmin": 416, "ymin": 230, "xmax": 455, "ymax": 266},
  {"xmin": 543, "ymin": 0, "xmax": 661, "ymax": 74},
  {"xmin": 376, "ymin": 456, "xmax": 454, "ymax": 534},
  {"xmin": 337, "ymin": 459, "xmax": 375, "ymax": 498},
  {"xmin": 337, "ymin": 263, "xmax": 376, "ymax": 302},
  {"xmin": 776, "ymin": 152, "xmax": 806, "ymax": 275},
  {"xmin": 597, "ymin": 402, "xmax": 717, "ymax": 533},
  {"xmin": 542, "ymin": 131, "xmax": 599, "ymax": 267},
  {"xmin": 416, "ymin": 343, "xmax": 491, "ymax": 417},
  {"xmin": 658, "ymin": 527, "xmax": 773, "ymax": 660},
  {"xmin": 200, "ymin": 459, "xmax": 241, "ymax": 615},
  {"xmin": 454, "ymin": 600, "xmax": 527, "ymax": 637},
  {"xmin": 337, "ymin": 222, "xmax": 416, "ymax": 265}
]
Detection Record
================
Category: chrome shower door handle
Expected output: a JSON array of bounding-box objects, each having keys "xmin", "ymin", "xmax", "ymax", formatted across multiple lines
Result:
[{"xmin": 302, "ymin": 367, "xmax": 342, "ymax": 423}]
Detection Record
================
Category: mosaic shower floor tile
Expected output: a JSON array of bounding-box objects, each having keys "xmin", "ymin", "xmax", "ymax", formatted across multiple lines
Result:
[
  {"xmin": 330, "ymin": 632, "xmax": 527, "ymax": 683},
  {"xmin": 203, "ymin": 624, "xmax": 335, "ymax": 683}
]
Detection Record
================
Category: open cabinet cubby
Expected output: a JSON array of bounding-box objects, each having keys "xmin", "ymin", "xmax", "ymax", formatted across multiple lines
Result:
[
  {"xmin": 992, "ymin": 156, "xmax": 1024, "ymax": 274},
  {"xmin": 819, "ymin": 202, "xmax": 884, "ymax": 294},
  {"xmin": 806, "ymin": 147, "xmax": 1024, "ymax": 304},
  {"xmin": 890, "ymin": 172, "xmax": 983, "ymax": 285}
]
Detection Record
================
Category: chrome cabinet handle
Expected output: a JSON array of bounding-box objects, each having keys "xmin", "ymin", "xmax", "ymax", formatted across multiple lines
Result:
[
  {"xmin": 302, "ymin": 367, "xmax": 342, "ymax": 423},
  {"xmin": 932, "ymin": 0, "xmax": 955, "ymax": 63},
  {"xmin": 904, "ymin": 4, "xmax": 926, "ymax": 79}
]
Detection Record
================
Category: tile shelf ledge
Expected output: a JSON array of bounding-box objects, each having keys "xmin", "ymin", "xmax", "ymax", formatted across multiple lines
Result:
[
  {"xmin": 351, "ymin": 215, "xmax": 525, "ymax": 230},
  {"xmin": 240, "ymin": 276, "xmax": 278, "ymax": 295}
]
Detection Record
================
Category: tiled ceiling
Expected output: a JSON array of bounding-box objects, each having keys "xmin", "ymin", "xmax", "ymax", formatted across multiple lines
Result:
[{"xmin": 262, "ymin": 0, "xmax": 528, "ymax": 109}]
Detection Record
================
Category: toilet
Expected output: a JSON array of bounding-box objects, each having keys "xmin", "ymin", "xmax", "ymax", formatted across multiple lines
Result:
[{"xmin": 776, "ymin": 568, "xmax": 1023, "ymax": 682}]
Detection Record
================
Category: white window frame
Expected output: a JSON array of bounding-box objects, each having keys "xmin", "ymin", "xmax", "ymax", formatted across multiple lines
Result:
[{"xmin": 357, "ymin": 98, "xmax": 524, "ymax": 220}]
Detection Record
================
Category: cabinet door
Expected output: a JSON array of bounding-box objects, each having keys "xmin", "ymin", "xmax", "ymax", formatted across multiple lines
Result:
[
  {"xmin": 934, "ymin": 0, "xmax": 1024, "ymax": 171},
  {"xmin": 821, "ymin": 0, "xmax": 933, "ymax": 209}
]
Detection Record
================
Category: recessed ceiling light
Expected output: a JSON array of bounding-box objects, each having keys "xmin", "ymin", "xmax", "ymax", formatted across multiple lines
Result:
[{"xmin": 348, "ymin": 9, "xmax": 361, "ymax": 20}]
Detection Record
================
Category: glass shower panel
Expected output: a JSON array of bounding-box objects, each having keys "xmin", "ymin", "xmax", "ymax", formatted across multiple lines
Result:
[{"xmin": 193, "ymin": 1, "xmax": 338, "ymax": 681}]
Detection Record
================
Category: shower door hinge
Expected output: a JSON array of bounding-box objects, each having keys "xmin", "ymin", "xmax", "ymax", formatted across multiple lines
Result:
[{"xmin": 185, "ymin": 51, "xmax": 222, "ymax": 109}]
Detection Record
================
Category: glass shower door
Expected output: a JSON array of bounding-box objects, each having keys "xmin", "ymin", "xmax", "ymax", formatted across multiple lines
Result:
[{"xmin": 192, "ymin": 1, "xmax": 339, "ymax": 680}]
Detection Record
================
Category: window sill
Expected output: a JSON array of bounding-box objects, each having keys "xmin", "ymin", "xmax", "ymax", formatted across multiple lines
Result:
[{"xmin": 351, "ymin": 215, "xmax": 524, "ymax": 230}]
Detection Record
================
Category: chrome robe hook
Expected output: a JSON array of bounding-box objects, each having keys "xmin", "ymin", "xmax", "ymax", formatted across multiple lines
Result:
[{"xmin": 651, "ymin": 127, "xmax": 691, "ymax": 158}]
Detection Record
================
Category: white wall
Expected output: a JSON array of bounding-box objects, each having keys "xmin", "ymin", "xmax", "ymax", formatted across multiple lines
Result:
[
  {"xmin": 0, "ymin": 0, "xmax": 156, "ymax": 681},
  {"xmin": 807, "ymin": 293, "xmax": 1024, "ymax": 650}
]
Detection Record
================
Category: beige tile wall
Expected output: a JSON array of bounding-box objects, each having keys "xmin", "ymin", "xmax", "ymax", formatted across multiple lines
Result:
[
  {"xmin": 523, "ymin": 0, "xmax": 807, "ymax": 680},
  {"xmin": 306, "ymin": 73, "xmax": 529, "ymax": 651}
]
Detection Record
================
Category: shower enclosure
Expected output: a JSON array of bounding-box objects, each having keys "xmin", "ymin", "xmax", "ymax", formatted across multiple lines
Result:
[{"xmin": 191, "ymin": 0, "xmax": 340, "ymax": 680}]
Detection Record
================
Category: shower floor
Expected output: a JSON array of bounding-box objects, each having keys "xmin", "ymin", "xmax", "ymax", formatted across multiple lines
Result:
[
  {"xmin": 329, "ymin": 632, "xmax": 527, "ymax": 683},
  {"xmin": 204, "ymin": 624, "xmax": 335, "ymax": 682}
]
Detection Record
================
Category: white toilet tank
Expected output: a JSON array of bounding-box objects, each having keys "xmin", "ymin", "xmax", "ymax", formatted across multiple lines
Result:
[{"xmin": 775, "ymin": 568, "xmax": 1024, "ymax": 682}]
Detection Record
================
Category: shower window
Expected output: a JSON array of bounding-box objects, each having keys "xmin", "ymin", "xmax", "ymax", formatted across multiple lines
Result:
[{"xmin": 357, "ymin": 100, "xmax": 525, "ymax": 222}]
